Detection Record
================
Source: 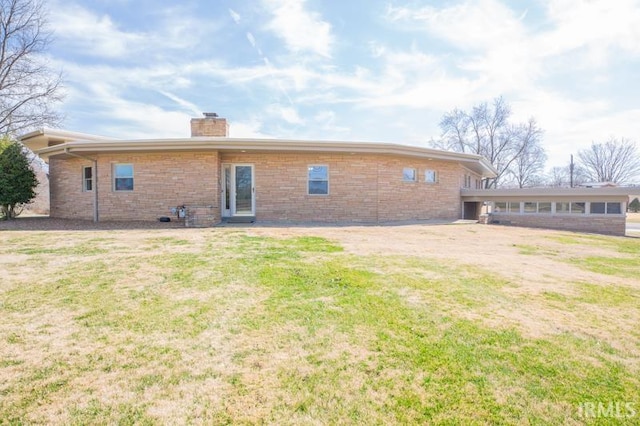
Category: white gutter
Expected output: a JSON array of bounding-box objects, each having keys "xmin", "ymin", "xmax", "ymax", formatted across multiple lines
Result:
[{"xmin": 40, "ymin": 138, "xmax": 499, "ymax": 177}]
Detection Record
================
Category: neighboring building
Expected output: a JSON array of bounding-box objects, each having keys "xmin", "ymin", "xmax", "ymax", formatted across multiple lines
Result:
[
  {"xmin": 19, "ymin": 114, "xmax": 495, "ymax": 225},
  {"xmin": 579, "ymin": 182, "xmax": 618, "ymax": 188}
]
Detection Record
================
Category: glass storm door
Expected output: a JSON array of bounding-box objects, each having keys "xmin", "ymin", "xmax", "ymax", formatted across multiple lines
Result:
[{"xmin": 222, "ymin": 164, "xmax": 255, "ymax": 217}]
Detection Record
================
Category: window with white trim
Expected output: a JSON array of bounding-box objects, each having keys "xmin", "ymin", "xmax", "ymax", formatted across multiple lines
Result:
[
  {"xmin": 590, "ymin": 202, "xmax": 622, "ymax": 214},
  {"xmin": 308, "ymin": 165, "xmax": 328, "ymax": 195},
  {"xmin": 82, "ymin": 166, "xmax": 93, "ymax": 192},
  {"xmin": 607, "ymin": 202, "xmax": 622, "ymax": 214},
  {"xmin": 571, "ymin": 202, "xmax": 586, "ymax": 214},
  {"xmin": 424, "ymin": 170, "xmax": 437, "ymax": 183},
  {"xmin": 508, "ymin": 202, "xmax": 521, "ymax": 213},
  {"xmin": 113, "ymin": 164, "xmax": 134, "ymax": 191},
  {"xmin": 403, "ymin": 167, "xmax": 417, "ymax": 182}
]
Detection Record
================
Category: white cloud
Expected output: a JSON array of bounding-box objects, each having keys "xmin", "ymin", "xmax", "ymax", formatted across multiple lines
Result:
[
  {"xmin": 542, "ymin": 0, "xmax": 640, "ymax": 56},
  {"xmin": 386, "ymin": 0, "xmax": 525, "ymax": 52},
  {"xmin": 158, "ymin": 91, "xmax": 201, "ymax": 117},
  {"xmin": 229, "ymin": 118, "xmax": 274, "ymax": 139},
  {"xmin": 262, "ymin": 0, "xmax": 334, "ymax": 58},
  {"xmin": 49, "ymin": 1, "xmax": 216, "ymax": 60},
  {"xmin": 229, "ymin": 8, "xmax": 241, "ymax": 24},
  {"xmin": 50, "ymin": 4, "xmax": 144, "ymax": 58},
  {"xmin": 267, "ymin": 104, "xmax": 304, "ymax": 125}
]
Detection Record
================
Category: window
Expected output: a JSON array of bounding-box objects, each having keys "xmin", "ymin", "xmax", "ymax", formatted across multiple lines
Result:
[
  {"xmin": 508, "ymin": 202, "xmax": 521, "ymax": 213},
  {"xmin": 425, "ymin": 170, "xmax": 437, "ymax": 183},
  {"xmin": 524, "ymin": 202, "xmax": 537, "ymax": 213},
  {"xmin": 83, "ymin": 166, "xmax": 93, "ymax": 191},
  {"xmin": 113, "ymin": 164, "xmax": 134, "ymax": 191},
  {"xmin": 607, "ymin": 202, "xmax": 622, "ymax": 214},
  {"xmin": 556, "ymin": 202, "xmax": 570, "ymax": 214},
  {"xmin": 587, "ymin": 202, "xmax": 623, "ymax": 214},
  {"xmin": 494, "ymin": 202, "xmax": 507, "ymax": 213},
  {"xmin": 538, "ymin": 202, "xmax": 552, "ymax": 213},
  {"xmin": 571, "ymin": 202, "xmax": 586, "ymax": 214},
  {"xmin": 590, "ymin": 202, "xmax": 605, "ymax": 214},
  {"xmin": 403, "ymin": 168, "xmax": 417, "ymax": 182},
  {"xmin": 308, "ymin": 165, "xmax": 328, "ymax": 195},
  {"xmin": 463, "ymin": 174, "xmax": 472, "ymax": 188}
]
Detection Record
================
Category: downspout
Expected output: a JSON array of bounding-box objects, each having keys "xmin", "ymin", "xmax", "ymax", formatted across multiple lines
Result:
[{"xmin": 64, "ymin": 148, "xmax": 99, "ymax": 223}]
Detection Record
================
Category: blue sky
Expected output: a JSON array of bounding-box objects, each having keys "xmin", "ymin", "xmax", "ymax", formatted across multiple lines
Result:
[{"xmin": 47, "ymin": 0, "xmax": 640, "ymax": 174}]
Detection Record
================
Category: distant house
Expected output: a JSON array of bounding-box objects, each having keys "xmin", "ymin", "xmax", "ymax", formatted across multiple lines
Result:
[
  {"xmin": 20, "ymin": 114, "xmax": 639, "ymax": 236},
  {"xmin": 579, "ymin": 182, "xmax": 618, "ymax": 188}
]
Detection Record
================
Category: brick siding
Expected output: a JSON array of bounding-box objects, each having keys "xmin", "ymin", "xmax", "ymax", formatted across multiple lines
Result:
[
  {"xmin": 489, "ymin": 213, "xmax": 626, "ymax": 236},
  {"xmin": 49, "ymin": 151, "xmax": 479, "ymax": 223}
]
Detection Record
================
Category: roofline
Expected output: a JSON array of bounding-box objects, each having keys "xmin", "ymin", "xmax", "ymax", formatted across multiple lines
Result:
[
  {"xmin": 35, "ymin": 137, "xmax": 499, "ymax": 177},
  {"xmin": 18, "ymin": 128, "xmax": 114, "ymax": 143},
  {"xmin": 461, "ymin": 187, "xmax": 640, "ymax": 199}
]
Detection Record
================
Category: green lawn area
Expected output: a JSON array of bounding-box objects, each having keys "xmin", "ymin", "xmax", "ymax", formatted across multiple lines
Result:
[{"xmin": 1, "ymin": 226, "xmax": 639, "ymax": 424}]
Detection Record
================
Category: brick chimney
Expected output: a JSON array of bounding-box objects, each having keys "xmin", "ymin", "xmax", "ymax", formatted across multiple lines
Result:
[{"xmin": 190, "ymin": 112, "xmax": 229, "ymax": 137}]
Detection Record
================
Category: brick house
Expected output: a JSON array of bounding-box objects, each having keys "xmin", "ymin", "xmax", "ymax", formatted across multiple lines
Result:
[
  {"xmin": 19, "ymin": 114, "xmax": 496, "ymax": 225},
  {"xmin": 20, "ymin": 114, "xmax": 638, "ymax": 235}
]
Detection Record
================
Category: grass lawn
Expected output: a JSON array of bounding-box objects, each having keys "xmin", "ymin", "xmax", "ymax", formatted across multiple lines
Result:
[{"xmin": 1, "ymin": 224, "xmax": 639, "ymax": 424}]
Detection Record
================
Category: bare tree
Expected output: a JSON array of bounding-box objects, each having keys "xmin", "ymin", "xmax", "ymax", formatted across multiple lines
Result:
[
  {"xmin": 577, "ymin": 138, "xmax": 640, "ymax": 184},
  {"xmin": 0, "ymin": 0, "xmax": 62, "ymax": 135},
  {"xmin": 546, "ymin": 164, "xmax": 588, "ymax": 187},
  {"xmin": 434, "ymin": 97, "xmax": 545, "ymax": 188},
  {"xmin": 507, "ymin": 119, "xmax": 545, "ymax": 188}
]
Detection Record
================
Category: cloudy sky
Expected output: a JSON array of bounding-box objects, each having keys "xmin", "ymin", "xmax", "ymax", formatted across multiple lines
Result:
[{"xmin": 47, "ymin": 0, "xmax": 640, "ymax": 173}]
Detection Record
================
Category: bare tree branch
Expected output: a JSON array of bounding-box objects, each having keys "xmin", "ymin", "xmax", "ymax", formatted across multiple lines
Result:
[
  {"xmin": 577, "ymin": 138, "xmax": 640, "ymax": 184},
  {"xmin": 0, "ymin": 0, "xmax": 62, "ymax": 136},
  {"xmin": 433, "ymin": 97, "xmax": 546, "ymax": 188}
]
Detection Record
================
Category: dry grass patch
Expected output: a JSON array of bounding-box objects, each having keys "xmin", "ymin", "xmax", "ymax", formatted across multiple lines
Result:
[{"xmin": 1, "ymin": 223, "xmax": 639, "ymax": 424}]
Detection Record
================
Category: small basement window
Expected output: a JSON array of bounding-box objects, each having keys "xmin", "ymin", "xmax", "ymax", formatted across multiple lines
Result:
[
  {"xmin": 82, "ymin": 166, "xmax": 93, "ymax": 192},
  {"xmin": 403, "ymin": 167, "xmax": 417, "ymax": 182},
  {"xmin": 113, "ymin": 164, "xmax": 134, "ymax": 191}
]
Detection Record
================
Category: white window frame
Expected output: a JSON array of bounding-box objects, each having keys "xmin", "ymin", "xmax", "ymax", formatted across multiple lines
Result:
[
  {"xmin": 308, "ymin": 165, "xmax": 329, "ymax": 195},
  {"xmin": 424, "ymin": 169, "xmax": 437, "ymax": 183},
  {"xmin": 113, "ymin": 163, "xmax": 134, "ymax": 192},
  {"xmin": 82, "ymin": 166, "xmax": 93, "ymax": 192},
  {"xmin": 403, "ymin": 167, "xmax": 417, "ymax": 182}
]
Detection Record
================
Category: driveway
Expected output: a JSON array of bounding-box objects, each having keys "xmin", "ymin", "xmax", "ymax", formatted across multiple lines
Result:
[{"xmin": 627, "ymin": 221, "xmax": 640, "ymax": 234}]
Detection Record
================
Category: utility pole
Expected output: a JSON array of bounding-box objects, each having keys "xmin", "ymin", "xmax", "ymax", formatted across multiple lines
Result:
[{"xmin": 570, "ymin": 154, "xmax": 574, "ymax": 188}]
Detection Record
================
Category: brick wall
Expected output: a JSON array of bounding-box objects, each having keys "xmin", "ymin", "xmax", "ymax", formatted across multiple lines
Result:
[
  {"xmin": 489, "ymin": 214, "xmax": 626, "ymax": 236},
  {"xmin": 49, "ymin": 152, "xmax": 220, "ymax": 222},
  {"xmin": 49, "ymin": 151, "xmax": 476, "ymax": 223},
  {"xmin": 220, "ymin": 152, "xmax": 468, "ymax": 222},
  {"xmin": 49, "ymin": 158, "xmax": 94, "ymax": 220}
]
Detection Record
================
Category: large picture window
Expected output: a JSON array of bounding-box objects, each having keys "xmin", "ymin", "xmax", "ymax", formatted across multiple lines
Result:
[
  {"xmin": 308, "ymin": 165, "xmax": 328, "ymax": 195},
  {"xmin": 113, "ymin": 164, "xmax": 134, "ymax": 191}
]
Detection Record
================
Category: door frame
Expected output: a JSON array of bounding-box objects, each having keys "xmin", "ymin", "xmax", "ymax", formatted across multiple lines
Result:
[{"xmin": 221, "ymin": 163, "xmax": 255, "ymax": 217}]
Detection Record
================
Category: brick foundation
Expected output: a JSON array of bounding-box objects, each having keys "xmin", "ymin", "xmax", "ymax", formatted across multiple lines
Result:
[{"xmin": 488, "ymin": 213, "xmax": 626, "ymax": 236}]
